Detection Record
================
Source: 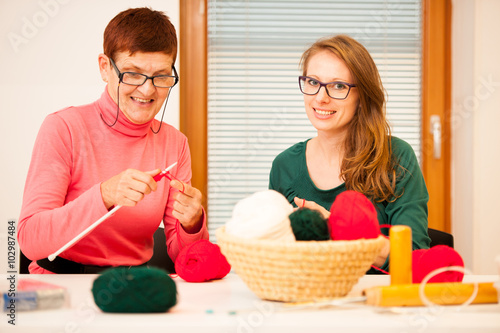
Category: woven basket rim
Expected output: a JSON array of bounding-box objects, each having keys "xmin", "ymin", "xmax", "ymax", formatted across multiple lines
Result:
[{"xmin": 216, "ymin": 226, "xmax": 386, "ymax": 249}]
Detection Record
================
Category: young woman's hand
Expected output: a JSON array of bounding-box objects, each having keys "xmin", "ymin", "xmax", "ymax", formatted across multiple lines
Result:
[{"xmin": 293, "ymin": 197, "xmax": 330, "ymax": 219}]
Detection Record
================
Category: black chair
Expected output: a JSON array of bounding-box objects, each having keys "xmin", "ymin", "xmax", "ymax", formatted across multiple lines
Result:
[
  {"xmin": 19, "ymin": 250, "xmax": 31, "ymax": 274},
  {"xmin": 428, "ymin": 228, "xmax": 454, "ymax": 248},
  {"xmin": 19, "ymin": 228, "xmax": 175, "ymax": 274},
  {"xmin": 147, "ymin": 227, "xmax": 176, "ymax": 273}
]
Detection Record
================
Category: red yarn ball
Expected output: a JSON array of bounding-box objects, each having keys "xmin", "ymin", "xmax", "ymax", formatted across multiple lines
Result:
[
  {"xmin": 412, "ymin": 245, "xmax": 464, "ymax": 283},
  {"xmin": 328, "ymin": 191, "xmax": 380, "ymax": 240},
  {"xmin": 411, "ymin": 249, "xmax": 428, "ymax": 283},
  {"xmin": 175, "ymin": 240, "xmax": 231, "ymax": 282},
  {"xmin": 215, "ymin": 253, "xmax": 231, "ymax": 280}
]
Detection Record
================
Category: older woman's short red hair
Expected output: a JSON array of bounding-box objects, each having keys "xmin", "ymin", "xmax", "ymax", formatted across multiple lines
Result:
[{"xmin": 103, "ymin": 7, "xmax": 177, "ymax": 63}]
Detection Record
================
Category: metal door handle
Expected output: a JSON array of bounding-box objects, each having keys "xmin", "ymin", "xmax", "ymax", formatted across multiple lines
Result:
[{"xmin": 430, "ymin": 115, "xmax": 441, "ymax": 159}]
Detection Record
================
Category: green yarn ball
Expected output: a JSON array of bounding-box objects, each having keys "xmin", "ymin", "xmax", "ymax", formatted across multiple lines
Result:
[
  {"xmin": 92, "ymin": 267, "xmax": 177, "ymax": 313},
  {"xmin": 289, "ymin": 208, "xmax": 330, "ymax": 241}
]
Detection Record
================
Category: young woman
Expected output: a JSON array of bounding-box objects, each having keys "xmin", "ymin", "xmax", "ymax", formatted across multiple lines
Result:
[{"xmin": 269, "ymin": 35, "xmax": 430, "ymax": 273}]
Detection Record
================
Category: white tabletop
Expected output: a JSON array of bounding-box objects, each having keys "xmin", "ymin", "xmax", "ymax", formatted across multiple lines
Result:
[{"xmin": 1, "ymin": 273, "xmax": 499, "ymax": 333}]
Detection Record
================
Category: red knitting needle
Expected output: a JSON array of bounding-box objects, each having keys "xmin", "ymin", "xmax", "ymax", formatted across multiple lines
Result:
[
  {"xmin": 48, "ymin": 162, "xmax": 178, "ymax": 261},
  {"xmin": 153, "ymin": 162, "xmax": 182, "ymax": 187}
]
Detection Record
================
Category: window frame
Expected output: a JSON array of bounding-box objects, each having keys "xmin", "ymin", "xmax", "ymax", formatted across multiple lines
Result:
[{"xmin": 179, "ymin": 0, "xmax": 451, "ymax": 232}]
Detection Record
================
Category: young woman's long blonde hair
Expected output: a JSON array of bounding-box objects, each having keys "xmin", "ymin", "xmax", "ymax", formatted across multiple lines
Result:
[{"xmin": 300, "ymin": 35, "xmax": 399, "ymax": 202}]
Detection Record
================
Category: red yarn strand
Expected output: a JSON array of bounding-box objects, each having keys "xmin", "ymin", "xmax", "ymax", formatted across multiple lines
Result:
[
  {"xmin": 370, "ymin": 264, "xmax": 389, "ymax": 275},
  {"xmin": 165, "ymin": 172, "xmax": 185, "ymax": 193},
  {"xmin": 175, "ymin": 219, "xmax": 187, "ymax": 250},
  {"xmin": 166, "ymin": 170, "xmax": 186, "ymax": 251},
  {"xmin": 378, "ymin": 224, "xmax": 391, "ymax": 239}
]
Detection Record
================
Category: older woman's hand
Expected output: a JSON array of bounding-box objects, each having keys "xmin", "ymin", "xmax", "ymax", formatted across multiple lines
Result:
[
  {"xmin": 100, "ymin": 169, "xmax": 161, "ymax": 209},
  {"xmin": 169, "ymin": 179, "xmax": 204, "ymax": 233}
]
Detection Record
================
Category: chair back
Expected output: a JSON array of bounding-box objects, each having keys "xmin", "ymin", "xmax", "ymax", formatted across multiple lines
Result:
[
  {"xmin": 428, "ymin": 228, "xmax": 454, "ymax": 248},
  {"xmin": 147, "ymin": 228, "xmax": 176, "ymax": 273}
]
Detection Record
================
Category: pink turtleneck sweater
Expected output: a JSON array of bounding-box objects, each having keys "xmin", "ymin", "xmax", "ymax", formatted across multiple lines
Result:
[{"xmin": 18, "ymin": 89, "xmax": 209, "ymax": 273}]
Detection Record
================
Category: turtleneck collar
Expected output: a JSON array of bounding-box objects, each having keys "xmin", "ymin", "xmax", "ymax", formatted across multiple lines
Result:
[{"xmin": 96, "ymin": 87, "xmax": 154, "ymax": 137}]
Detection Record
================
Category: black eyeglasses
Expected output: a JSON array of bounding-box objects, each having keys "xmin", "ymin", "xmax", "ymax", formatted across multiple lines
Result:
[
  {"xmin": 298, "ymin": 76, "xmax": 356, "ymax": 100},
  {"xmin": 110, "ymin": 58, "xmax": 179, "ymax": 88}
]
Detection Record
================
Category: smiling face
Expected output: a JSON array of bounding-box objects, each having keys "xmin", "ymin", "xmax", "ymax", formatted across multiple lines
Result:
[
  {"xmin": 303, "ymin": 50, "xmax": 359, "ymax": 137},
  {"xmin": 99, "ymin": 51, "xmax": 175, "ymax": 125}
]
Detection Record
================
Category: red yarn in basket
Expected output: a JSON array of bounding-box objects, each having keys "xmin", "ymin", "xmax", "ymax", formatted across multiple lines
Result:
[
  {"xmin": 175, "ymin": 240, "xmax": 231, "ymax": 282},
  {"xmin": 412, "ymin": 245, "xmax": 465, "ymax": 283},
  {"xmin": 328, "ymin": 191, "xmax": 380, "ymax": 240}
]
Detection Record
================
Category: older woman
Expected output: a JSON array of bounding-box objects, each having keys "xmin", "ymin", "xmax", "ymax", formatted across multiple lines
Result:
[
  {"xmin": 269, "ymin": 35, "xmax": 430, "ymax": 273},
  {"xmin": 18, "ymin": 8, "xmax": 208, "ymax": 274}
]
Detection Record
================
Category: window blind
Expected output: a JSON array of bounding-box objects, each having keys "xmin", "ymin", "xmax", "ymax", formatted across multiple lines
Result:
[{"xmin": 207, "ymin": 0, "xmax": 422, "ymax": 238}]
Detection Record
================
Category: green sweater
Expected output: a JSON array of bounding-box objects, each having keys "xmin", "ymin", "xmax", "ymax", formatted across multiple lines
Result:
[{"xmin": 269, "ymin": 136, "xmax": 430, "ymax": 274}]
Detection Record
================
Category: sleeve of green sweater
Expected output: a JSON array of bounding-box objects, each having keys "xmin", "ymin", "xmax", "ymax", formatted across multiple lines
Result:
[
  {"xmin": 370, "ymin": 138, "xmax": 431, "ymax": 274},
  {"xmin": 387, "ymin": 137, "xmax": 431, "ymax": 251}
]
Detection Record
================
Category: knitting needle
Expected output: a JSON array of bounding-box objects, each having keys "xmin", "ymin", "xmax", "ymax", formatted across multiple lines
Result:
[
  {"xmin": 152, "ymin": 161, "xmax": 178, "ymax": 183},
  {"xmin": 48, "ymin": 162, "xmax": 178, "ymax": 261}
]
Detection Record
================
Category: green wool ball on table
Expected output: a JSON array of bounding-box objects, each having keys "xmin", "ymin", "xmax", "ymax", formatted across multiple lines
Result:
[
  {"xmin": 92, "ymin": 267, "xmax": 177, "ymax": 313},
  {"xmin": 289, "ymin": 208, "xmax": 330, "ymax": 241}
]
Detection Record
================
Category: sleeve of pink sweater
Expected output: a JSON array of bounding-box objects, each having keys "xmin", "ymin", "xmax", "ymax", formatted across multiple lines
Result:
[
  {"xmin": 18, "ymin": 113, "xmax": 111, "ymax": 260},
  {"xmin": 162, "ymin": 137, "xmax": 210, "ymax": 261}
]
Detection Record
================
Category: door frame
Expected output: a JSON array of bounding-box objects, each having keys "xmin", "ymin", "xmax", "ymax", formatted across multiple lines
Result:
[{"xmin": 421, "ymin": 0, "xmax": 452, "ymax": 232}]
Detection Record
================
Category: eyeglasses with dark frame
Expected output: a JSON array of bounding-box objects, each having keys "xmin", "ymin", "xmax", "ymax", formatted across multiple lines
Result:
[
  {"xmin": 110, "ymin": 58, "xmax": 179, "ymax": 88},
  {"xmin": 298, "ymin": 76, "xmax": 356, "ymax": 100}
]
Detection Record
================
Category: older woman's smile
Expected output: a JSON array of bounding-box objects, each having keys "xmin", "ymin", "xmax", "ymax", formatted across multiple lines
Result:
[{"xmin": 131, "ymin": 96, "xmax": 154, "ymax": 104}]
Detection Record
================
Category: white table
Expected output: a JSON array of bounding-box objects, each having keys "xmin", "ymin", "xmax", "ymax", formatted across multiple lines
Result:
[{"xmin": 1, "ymin": 273, "xmax": 499, "ymax": 333}]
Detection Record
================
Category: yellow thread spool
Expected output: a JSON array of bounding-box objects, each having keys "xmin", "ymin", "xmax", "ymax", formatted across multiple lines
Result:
[{"xmin": 390, "ymin": 225, "xmax": 412, "ymax": 285}]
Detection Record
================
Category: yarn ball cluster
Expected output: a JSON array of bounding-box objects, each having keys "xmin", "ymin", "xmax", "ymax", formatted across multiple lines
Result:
[
  {"xmin": 289, "ymin": 208, "xmax": 329, "ymax": 241},
  {"xmin": 226, "ymin": 190, "xmax": 295, "ymax": 241},
  {"xmin": 225, "ymin": 189, "xmax": 465, "ymax": 285},
  {"xmin": 175, "ymin": 239, "xmax": 231, "ymax": 282},
  {"xmin": 289, "ymin": 191, "xmax": 380, "ymax": 242},
  {"xmin": 412, "ymin": 245, "xmax": 465, "ymax": 283},
  {"xmin": 92, "ymin": 267, "xmax": 177, "ymax": 313},
  {"xmin": 328, "ymin": 190, "xmax": 381, "ymax": 240}
]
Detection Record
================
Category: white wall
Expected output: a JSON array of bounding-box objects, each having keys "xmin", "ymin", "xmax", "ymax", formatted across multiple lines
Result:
[
  {"xmin": 0, "ymin": 0, "xmax": 180, "ymax": 274},
  {"xmin": 452, "ymin": 0, "xmax": 500, "ymax": 274}
]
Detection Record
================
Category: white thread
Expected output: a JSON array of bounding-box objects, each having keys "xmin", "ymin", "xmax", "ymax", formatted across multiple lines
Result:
[{"xmin": 418, "ymin": 265, "xmax": 478, "ymax": 308}]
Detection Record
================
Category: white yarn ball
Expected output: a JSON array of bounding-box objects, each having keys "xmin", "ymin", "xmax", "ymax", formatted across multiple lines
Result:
[{"xmin": 225, "ymin": 190, "xmax": 295, "ymax": 241}]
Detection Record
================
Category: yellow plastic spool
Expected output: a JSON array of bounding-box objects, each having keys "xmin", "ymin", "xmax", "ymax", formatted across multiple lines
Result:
[{"xmin": 389, "ymin": 225, "xmax": 412, "ymax": 285}]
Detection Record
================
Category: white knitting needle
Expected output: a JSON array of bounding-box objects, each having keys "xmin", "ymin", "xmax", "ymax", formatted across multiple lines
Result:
[{"xmin": 48, "ymin": 162, "xmax": 178, "ymax": 261}]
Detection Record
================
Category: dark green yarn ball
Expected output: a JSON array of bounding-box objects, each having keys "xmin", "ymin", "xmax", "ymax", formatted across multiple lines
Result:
[
  {"xmin": 92, "ymin": 267, "xmax": 177, "ymax": 313},
  {"xmin": 289, "ymin": 208, "xmax": 330, "ymax": 241}
]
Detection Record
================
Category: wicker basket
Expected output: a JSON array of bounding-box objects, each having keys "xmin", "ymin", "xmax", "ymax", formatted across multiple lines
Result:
[{"xmin": 216, "ymin": 226, "xmax": 386, "ymax": 302}]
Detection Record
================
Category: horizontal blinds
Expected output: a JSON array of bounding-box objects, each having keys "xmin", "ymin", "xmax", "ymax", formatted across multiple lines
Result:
[{"xmin": 207, "ymin": 0, "xmax": 422, "ymax": 238}]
